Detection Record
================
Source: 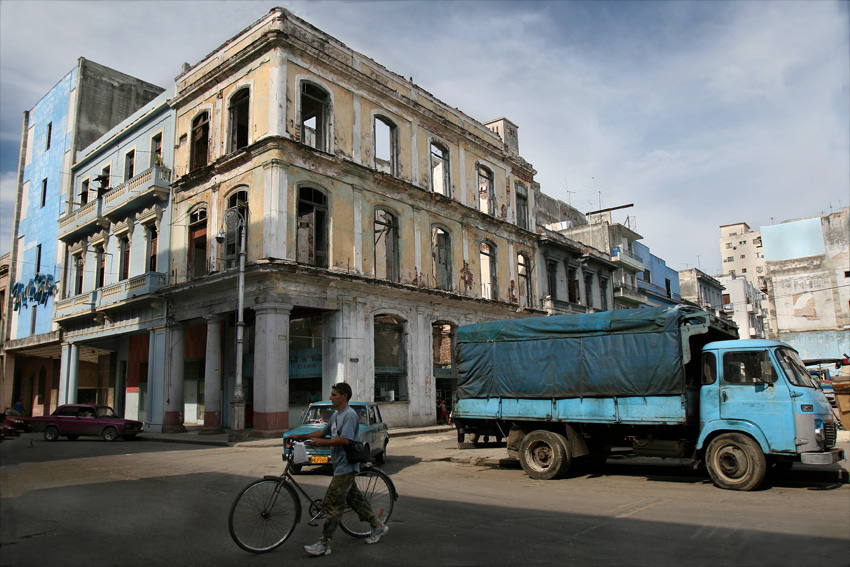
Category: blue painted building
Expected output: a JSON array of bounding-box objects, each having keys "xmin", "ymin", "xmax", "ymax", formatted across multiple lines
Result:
[
  {"xmin": 3, "ymin": 59, "xmax": 163, "ymax": 415},
  {"xmin": 55, "ymin": 87, "xmax": 175, "ymax": 429},
  {"xmin": 634, "ymin": 241, "xmax": 681, "ymax": 307}
]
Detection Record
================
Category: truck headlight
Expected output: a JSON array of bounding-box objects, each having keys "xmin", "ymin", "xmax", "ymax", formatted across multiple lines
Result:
[{"xmin": 814, "ymin": 419, "xmax": 825, "ymax": 443}]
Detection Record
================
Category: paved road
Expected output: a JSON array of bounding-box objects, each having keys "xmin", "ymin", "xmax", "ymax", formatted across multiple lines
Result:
[{"xmin": 1, "ymin": 432, "xmax": 848, "ymax": 567}]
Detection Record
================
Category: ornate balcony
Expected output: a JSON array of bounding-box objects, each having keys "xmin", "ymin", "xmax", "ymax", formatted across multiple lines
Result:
[
  {"xmin": 97, "ymin": 272, "xmax": 166, "ymax": 307},
  {"xmin": 102, "ymin": 166, "xmax": 171, "ymax": 221},
  {"xmin": 58, "ymin": 198, "xmax": 107, "ymax": 241},
  {"xmin": 54, "ymin": 292, "xmax": 97, "ymax": 321}
]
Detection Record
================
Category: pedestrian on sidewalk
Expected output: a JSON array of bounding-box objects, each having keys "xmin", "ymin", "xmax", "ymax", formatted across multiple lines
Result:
[{"xmin": 286, "ymin": 382, "xmax": 389, "ymax": 557}]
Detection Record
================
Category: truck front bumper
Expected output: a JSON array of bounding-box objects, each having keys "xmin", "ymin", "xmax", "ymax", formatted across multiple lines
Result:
[{"xmin": 800, "ymin": 448, "xmax": 844, "ymax": 465}]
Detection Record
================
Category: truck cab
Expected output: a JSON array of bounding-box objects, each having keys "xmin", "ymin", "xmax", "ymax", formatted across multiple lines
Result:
[{"xmin": 698, "ymin": 339, "xmax": 842, "ymax": 489}]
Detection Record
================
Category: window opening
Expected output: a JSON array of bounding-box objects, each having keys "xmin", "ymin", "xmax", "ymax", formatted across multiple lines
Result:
[
  {"xmin": 96, "ymin": 247, "xmax": 106, "ymax": 288},
  {"xmin": 300, "ymin": 83, "xmax": 329, "ymax": 151},
  {"xmin": 148, "ymin": 227, "xmax": 158, "ymax": 273},
  {"xmin": 600, "ymin": 278, "xmax": 609, "ymax": 311},
  {"xmin": 374, "ymin": 314, "xmax": 407, "ymax": 401},
  {"xmin": 518, "ymin": 253, "xmax": 532, "ymax": 307},
  {"xmin": 567, "ymin": 264, "xmax": 579, "ymax": 303},
  {"xmin": 188, "ymin": 208, "xmax": 208, "ymax": 278},
  {"xmin": 80, "ymin": 180, "xmax": 89, "ymax": 206},
  {"xmin": 297, "ymin": 186, "xmax": 328, "ymax": 268},
  {"xmin": 431, "ymin": 227, "xmax": 452, "ymax": 291},
  {"xmin": 478, "ymin": 165, "xmax": 494, "ymax": 215},
  {"xmin": 120, "ymin": 238, "xmax": 130, "ymax": 281},
  {"xmin": 150, "ymin": 134, "xmax": 163, "ymax": 167},
  {"xmin": 40, "ymin": 178, "xmax": 47, "ymax": 208},
  {"xmin": 584, "ymin": 273, "xmax": 594, "ymax": 308},
  {"xmin": 546, "ymin": 261, "xmax": 557, "ymax": 299},
  {"xmin": 229, "ymin": 88, "xmax": 250, "ymax": 152},
  {"xmin": 224, "ymin": 191, "xmax": 248, "ymax": 269},
  {"xmin": 374, "ymin": 116, "xmax": 396, "ymax": 174},
  {"xmin": 124, "ymin": 150, "xmax": 135, "ymax": 181},
  {"xmin": 430, "ymin": 142, "xmax": 449, "ymax": 196},
  {"xmin": 35, "ymin": 244, "xmax": 42, "ymax": 274},
  {"xmin": 480, "ymin": 241, "xmax": 497, "ymax": 300},
  {"xmin": 74, "ymin": 254, "xmax": 84, "ymax": 295},
  {"xmin": 374, "ymin": 209, "xmax": 399, "ymax": 282},
  {"xmin": 96, "ymin": 165, "xmax": 111, "ymax": 198},
  {"xmin": 45, "ymin": 122, "xmax": 52, "ymax": 150},
  {"xmin": 191, "ymin": 112, "xmax": 210, "ymax": 171}
]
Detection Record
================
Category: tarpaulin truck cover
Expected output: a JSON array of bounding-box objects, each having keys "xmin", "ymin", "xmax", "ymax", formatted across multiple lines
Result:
[{"xmin": 456, "ymin": 306, "xmax": 705, "ymax": 400}]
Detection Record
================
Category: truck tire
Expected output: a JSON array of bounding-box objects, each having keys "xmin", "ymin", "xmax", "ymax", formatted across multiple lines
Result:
[
  {"xmin": 706, "ymin": 433, "xmax": 766, "ymax": 491},
  {"xmin": 518, "ymin": 430, "xmax": 571, "ymax": 480}
]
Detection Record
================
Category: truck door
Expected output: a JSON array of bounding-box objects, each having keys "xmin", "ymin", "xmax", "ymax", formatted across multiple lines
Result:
[{"xmin": 719, "ymin": 349, "xmax": 796, "ymax": 452}]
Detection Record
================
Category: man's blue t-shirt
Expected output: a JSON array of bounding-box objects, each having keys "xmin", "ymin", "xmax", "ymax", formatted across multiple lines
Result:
[{"xmin": 322, "ymin": 406, "xmax": 360, "ymax": 476}]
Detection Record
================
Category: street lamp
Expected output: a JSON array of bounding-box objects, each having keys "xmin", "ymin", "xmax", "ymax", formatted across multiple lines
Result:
[{"xmin": 216, "ymin": 207, "xmax": 247, "ymax": 442}]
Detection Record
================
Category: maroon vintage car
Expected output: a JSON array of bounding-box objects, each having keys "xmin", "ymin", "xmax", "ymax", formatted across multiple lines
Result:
[{"xmin": 31, "ymin": 404, "xmax": 143, "ymax": 441}]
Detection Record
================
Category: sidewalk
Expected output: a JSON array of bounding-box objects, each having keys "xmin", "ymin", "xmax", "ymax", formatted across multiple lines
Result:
[{"xmin": 139, "ymin": 423, "xmax": 457, "ymax": 448}]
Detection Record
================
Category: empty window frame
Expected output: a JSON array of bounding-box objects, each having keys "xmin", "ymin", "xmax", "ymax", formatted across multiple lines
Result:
[
  {"xmin": 191, "ymin": 112, "xmax": 210, "ymax": 171},
  {"xmin": 567, "ymin": 263, "xmax": 580, "ymax": 303},
  {"xmin": 223, "ymin": 190, "xmax": 248, "ymax": 269},
  {"xmin": 188, "ymin": 207, "xmax": 208, "ymax": 278},
  {"xmin": 432, "ymin": 322, "xmax": 455, "ymax": 373},
  {"xmin": 374, "ymin": 116, "xmax": 397, "ymax": 174},
  {"xmin": 477, "ymin": 165, "xmax": 495, "ymax": 215},
  {"xmin": 297, "ymin": 186, "xmax": 328, "ymax": 268},
  {"xmin": 584, "ymin": 272, "xmax": 594, "ymax": 309},
  {"xmin": 45, "ymin": 122, "xmax": 52, "ymax": 150},
  {"xmin": 374, "ymin": 314, "xmax": 408, "ymax": 402},
  {"xmin": 119, "ymin": 237, "xmax": 131, "ymax": 281},
  {"xmin": 74, "ymin": 254, "xmax": 84, "ymax": 295},
  {"xmin": 150, "ymin": 133, "xmax": 163, "ymax": 167},
  {"xmin": 97, "ymin": 165, "xmax": 111, "ymax": 197},
  {"xmin": 300, "ymin": 82, "xmax": 330, "ymax": 152},
  {"xmin": 515, "ymin": 183, "xmax": 529, "ymax": 229},
  {"xmin": 374, "ymin": 209, "xmax": 399, "ymax": 282},
  {"xmin": 124, "ymin": 150, "xmax": 135, "ymax": 181},
  {"xmin": 229, "ymin": 88, "xmax": 250, "ymax": 152},
  {"xmin": 35, "ymin": 244, "xmax": 42, "ymax": 274},
  {"xmin": 431, "ymin": 226, "xmax": 452, "ymax": 291},
  {"xmin": 95, "ymin": 247, "xmax": 106, "ymax": 288},
  {"xmin": 430, "ymin": 142, "xmax": 450, "ymax": 196},
  {"xmin": 79, "ymin": 179, "xmax": 90, "ymax": 206},
  {"xmin": 600, "ymin": 277, "xmax": 609, "ymax": 311},
  {"xmin": 479, "ymin": 241, "xmax": 497, "ymax": 300},
  {"xmin": 518, "ymin": 253, "xmax": 532, "ymax": 308},
  {"xmin": 40, "ymin": 178, "xmax": 47, "ymax": 208},
  {"xmin": 147, "ymin": 226, "xmax": 159, "ymax": 273}
]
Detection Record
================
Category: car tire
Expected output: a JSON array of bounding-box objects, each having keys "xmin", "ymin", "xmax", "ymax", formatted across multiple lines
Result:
[
  {"xmin": 102, "ymin": 427, "xmax": 119, "ymax": 442},
  {"xmin": 66, "ymin": 435, "xmax": 80, "ymax": 441},
  {"xmin": 44, "ymin": 427, "xmax": 59, "ymax": 442},
  {"xmin": 375, "ymin": 442, "xmax": 387, "ymax": 464}
]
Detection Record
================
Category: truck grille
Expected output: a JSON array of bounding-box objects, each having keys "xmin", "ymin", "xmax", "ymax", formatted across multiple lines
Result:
[{"xmin": 825, "ymin": 422, "xmax": 836, "ymax": 448}]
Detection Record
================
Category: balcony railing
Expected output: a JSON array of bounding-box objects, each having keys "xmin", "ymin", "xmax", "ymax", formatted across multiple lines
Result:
[
  {"xmin": 54, "ymin": 273, "xmax": 165, "ymax": 321},
  {"xmin": 613, "ymin": 281, "xmax": 643, "ymax": 302},
  {"xmin": 102, "ymin": 166, "xmax": 171, "ymax": 219},
  {"xmin": 54, "ymin": 292, "xmax": 97, "ymax": 320},
  {"xmin": 612, "ymin": 246, "xmax": 645, "ymax": 271},
  {"xmin": 58, "ymin": 198, "xmax": 104, "ymax": 240},
  {"xmin": 544, "ymin": 296, "xmax": 589, "ymax": 315}
]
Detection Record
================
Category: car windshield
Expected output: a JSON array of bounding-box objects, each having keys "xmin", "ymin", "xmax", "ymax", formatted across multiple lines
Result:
[
  {"xmin": 303, "ymin": 406, "xmax": 335, "ymax": 424},
  {"xmin": 95, "ymin": 406, "xmax": 118, "ymax": 418},
  {"xmin": 776, "ymin": 348, "xmax": 816, "ymax": 388}
]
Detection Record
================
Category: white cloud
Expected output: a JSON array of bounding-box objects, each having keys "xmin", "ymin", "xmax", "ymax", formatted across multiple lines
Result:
[{"xmin": 0, "ymin": 170, "xmax": 18, "ymax": 256}]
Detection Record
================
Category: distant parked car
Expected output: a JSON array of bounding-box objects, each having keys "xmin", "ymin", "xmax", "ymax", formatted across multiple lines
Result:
[
  {"xmin": 0, "ymin": 417, "xmax": 21, "ymax": 441},
  {"xmin": 31, "ymin": 404, "xmax": 143, "ymax": 441},
  {"xmin": 283, "ymin": 401, "xmax": 389, "ymax": 473},
  {"xmin": 4, "ymin": 408, "xmax": 32, "ymax": 432}
]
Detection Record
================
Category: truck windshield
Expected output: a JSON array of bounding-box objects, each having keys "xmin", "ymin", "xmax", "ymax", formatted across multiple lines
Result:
[{"xmin": 776, "ymin": 348, "xmax": 815, "ymax": 388}]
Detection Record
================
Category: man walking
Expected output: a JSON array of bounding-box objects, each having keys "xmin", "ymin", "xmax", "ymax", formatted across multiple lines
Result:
[{"xmin": 286, "ymin": 382, "xmax": 389, "ymax": 556}]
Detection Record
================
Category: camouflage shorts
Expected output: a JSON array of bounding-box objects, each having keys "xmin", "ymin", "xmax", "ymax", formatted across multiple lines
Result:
[{"xmin": 321, "ymin": 471, "xmax": 377, "ymax": 542}]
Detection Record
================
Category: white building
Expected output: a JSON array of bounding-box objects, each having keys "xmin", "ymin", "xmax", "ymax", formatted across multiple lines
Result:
[{"xmin": 719, "ymin": 274, "xmax": 766, "ymax": 339}]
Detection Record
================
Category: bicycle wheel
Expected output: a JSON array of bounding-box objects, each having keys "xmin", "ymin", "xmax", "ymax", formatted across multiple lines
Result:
[
  {"xmin": 340, "ymin": 469, "xmax": 396, "ymax": 538},
  {"xmin": 229, "ymin": 478, "xmax": 300, "ymax": 553}
]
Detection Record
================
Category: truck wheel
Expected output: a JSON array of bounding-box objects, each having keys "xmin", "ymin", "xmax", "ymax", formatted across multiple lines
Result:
[
  {"xmin": 518, "ymin": 430, "xmax": 571, "ymax": 480},
  {"xmin": 706, "ymin": 433, "xmax": 766, "ymax": 491},
  {"xmin": 44, "ymin": 427, "xmax": 59, "ymax": 442}
]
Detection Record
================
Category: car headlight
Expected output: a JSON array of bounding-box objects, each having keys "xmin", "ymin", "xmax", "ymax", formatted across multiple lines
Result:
[{"xmin": 814, "ymin": 419, "xmax": 825, "ymax": 443}]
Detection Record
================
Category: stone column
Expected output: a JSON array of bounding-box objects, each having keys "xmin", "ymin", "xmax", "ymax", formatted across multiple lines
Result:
[
  {"xmin": 201, "ymin": 314, "xmax": 224, "ymax": 434},
  {"xmin": 58, "ymin": 343, "xmax": 79, "ymax": 405},
  {"xmin": 252, "ymin": 302, "xmax": 291, "ymax": 436},
  {"xmin": 163, "ymin": 322, "xmax": 186, "ymax": 433}
]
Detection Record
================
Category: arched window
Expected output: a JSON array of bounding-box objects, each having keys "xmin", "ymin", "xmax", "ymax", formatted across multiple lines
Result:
[
  {"xmin": 188, "ymin": 207, "xmax": 208, "ymax": 278},
  {"xmin": 374, "ymin": 116, "xmax": 397, "ymax": 175},
  {"xmin": 478, "ymin": 165, "xmax": 494, "ymax": 215},
  {"xmin": 431, "ymin": 226, "xmax": 452, "ymax": 291},
  {"xmin": 517, "ymin": 253, "xmax": 532, "ymax": 308},
  {"xmin": 297, "ymin": 186, "xmax": 328, "ymax": 268},
  {"xmin": 223, "ymin": 190, "xmax": 248, "ymax": 269},
  {"xmin": 374, "ymin": 209, "xmax": 399, "ymax": 282},
  {"xmin": 374, "ymin": 314, "xmax": 407, "ymax": 402},
  {"xmin": 300, "ymin": 82, "xmax": 330, "ymax": 152},
  {"xmin": 480, "ymin": 241, "xmax": 497, "ymax": 300},
  {"xmin": 430, "ymin": 142, "xmax": 450, "ymax": 196},
  {"xmin": 229, "ymin": 88, "xmax": 250, "ymax": 152},
  {"xmin": 190, "ymin": 112, "xmax": 210, "ymax": 171}
]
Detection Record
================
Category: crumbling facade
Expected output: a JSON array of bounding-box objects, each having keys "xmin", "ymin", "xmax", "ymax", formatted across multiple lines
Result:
[{"xmin": 160, "ymin": 9, "xmax": 544, "ymax": 433}]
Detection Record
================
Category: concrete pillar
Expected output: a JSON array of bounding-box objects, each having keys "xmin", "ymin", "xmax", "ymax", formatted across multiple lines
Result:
[
  {"xmin": 252, "ymin": 302, "xmax": 291, "ymax": 435},
  {"xmin": 201, "ymin": 314, "xmax": 224, "ymax": 434},
  {"xmin": 147, "ymin": 326, "xmax": 167, "ymax": 431},
  {"xmin": 163, "ymin": 322, "xmax": 186, "ymax": 433},
  {"xmin": 58, "ymin": 343, "xmax": 79, "ymax": 405}
]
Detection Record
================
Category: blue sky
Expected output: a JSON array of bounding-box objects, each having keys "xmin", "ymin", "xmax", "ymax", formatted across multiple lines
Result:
[{"xmin": 1, "ymin": 0, "xmax": 848, "ymax": 276}]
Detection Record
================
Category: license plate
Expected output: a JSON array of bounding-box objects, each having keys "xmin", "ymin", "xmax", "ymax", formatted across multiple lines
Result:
[{"xmin": 311, "ymin": 456, "xmax": 329, "ymax": 464}]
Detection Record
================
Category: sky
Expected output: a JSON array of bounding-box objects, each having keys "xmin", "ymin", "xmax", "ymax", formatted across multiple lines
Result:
[{"xmin": 1, "ymin": 0, "xmax": 848, "ymax": 276}]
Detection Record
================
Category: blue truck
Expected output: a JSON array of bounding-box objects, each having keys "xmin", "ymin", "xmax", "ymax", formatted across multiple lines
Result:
[{"xmin": 452, "ymin": 306, "xmax": 843, "ymax": 490}]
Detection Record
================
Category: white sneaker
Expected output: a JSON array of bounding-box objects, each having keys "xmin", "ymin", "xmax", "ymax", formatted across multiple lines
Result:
[
  {"xmin": 304, "ymin": 541, "xmax": 331, "ymax": 556},
  {"xmin": 365, "ymin": 523, "xmax": 389, "ymax": 544}
]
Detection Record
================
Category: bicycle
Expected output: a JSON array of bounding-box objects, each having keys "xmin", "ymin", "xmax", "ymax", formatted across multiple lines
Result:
[{"xmin": 228, "ymin": 441, "xmax": 398, "ymax": 553}]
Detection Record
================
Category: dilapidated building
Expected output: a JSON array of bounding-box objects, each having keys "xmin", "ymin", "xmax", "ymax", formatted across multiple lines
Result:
[{"xmin": 159, "ymin": 8, "xmax": 557, "ymax": 435}]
